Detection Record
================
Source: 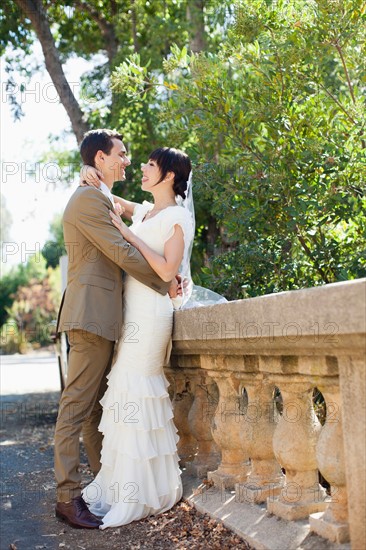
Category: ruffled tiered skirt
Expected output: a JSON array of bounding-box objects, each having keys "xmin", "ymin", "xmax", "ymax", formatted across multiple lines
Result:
[{"xmin": 82, "ymin": 277, "xmax": 182, "ymax": 528}]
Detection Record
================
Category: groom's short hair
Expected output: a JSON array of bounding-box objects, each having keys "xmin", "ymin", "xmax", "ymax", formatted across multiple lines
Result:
[{"xmin": 80, "ymin": 129, "xmax": 124, "ymax": 167}]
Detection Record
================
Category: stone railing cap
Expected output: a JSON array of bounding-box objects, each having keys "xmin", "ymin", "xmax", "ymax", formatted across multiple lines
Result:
[{"xmin": 172, "ymin": 278, "xmax": 366, "ymax": 356}]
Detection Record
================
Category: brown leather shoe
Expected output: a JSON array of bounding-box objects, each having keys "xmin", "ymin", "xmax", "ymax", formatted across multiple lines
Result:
[{"xmin": 55, "ymin": 495, "xmax": 102, "ymax": 529}]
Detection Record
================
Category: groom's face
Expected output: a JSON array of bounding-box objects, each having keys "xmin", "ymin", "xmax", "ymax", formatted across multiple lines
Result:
[{"xmin": 95, "ymin": 138, "xmax": 131, "ymax": 186}]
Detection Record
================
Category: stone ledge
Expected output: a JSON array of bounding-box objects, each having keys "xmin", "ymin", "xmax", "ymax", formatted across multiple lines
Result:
[
  {"xmin": 182, "ymin": 472, "xmax": 351, "ymax": 550},
  {"xmin": 173, "ymin": 278, "xmax": 366, "ymax": 357}
]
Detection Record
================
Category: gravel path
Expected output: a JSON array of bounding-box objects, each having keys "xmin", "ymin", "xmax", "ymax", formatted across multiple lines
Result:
[{"xmin": 0, "ymin": 391, "xmax": 252, "ymax": 550}]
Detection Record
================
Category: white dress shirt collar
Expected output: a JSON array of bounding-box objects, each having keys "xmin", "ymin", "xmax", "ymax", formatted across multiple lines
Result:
[{"xmin": 99, "ymin": 181, "xmax": 114, "ymax": 205}]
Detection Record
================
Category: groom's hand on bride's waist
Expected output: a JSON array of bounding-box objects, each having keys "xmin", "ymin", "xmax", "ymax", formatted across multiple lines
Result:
[
  {"xmin": 168, "ymin": 277, "xmax": 179, "ymax": 298},
  {"xmin": 168, "ymin": 274, "xmax": 184, "ymax": 298},
  {"xmin": 168, "ymin": 274, "xmax": 189, "ymax": 299}
]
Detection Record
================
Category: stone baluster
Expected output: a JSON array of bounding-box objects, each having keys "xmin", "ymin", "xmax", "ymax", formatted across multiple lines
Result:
[
  {"xmin": 310, "ymin": 383, "xmax": 349, "ymax": 543},
  {"xmin": 207, "ymin": 372, "xmax": 250, "ymax": 489},
  {"xmin": 185, "ymin": 372, "xmax": 220, "ymax": 478},
  {"xmin": 267, "ymin": 378, "xmax": 327, "ymax": 520},
  {"xmin": 168, "ymin": 370, "xmax": 196, "ymax": 466},
  {"xmin": 236, "ymin": 376, "xmax": 284, "ymax": 503},
  {"xmin": 338, "ymin": 355, "xmax": 366, "ymax": 550}
]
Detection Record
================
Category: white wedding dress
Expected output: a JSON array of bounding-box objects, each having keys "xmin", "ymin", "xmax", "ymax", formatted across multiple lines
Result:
[{"xmin": 82, "ymin": 201, "xmax": 193, "ymax": 529}]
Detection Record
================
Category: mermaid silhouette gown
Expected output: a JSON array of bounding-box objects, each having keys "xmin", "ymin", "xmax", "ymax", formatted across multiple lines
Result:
[{"xmin": 82, "ymin": 201, "xmax": 192, "ymax": 528}]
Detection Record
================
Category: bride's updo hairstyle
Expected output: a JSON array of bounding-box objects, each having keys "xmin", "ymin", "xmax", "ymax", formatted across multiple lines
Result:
[{"xmin": 149, "ymin": 147, "xmax": 191, "ymax": 200}]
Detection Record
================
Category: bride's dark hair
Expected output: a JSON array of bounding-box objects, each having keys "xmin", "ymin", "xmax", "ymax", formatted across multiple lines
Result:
[{"xmin": 149, "ymin": 147, "xmax": 191, "ymax": 200}]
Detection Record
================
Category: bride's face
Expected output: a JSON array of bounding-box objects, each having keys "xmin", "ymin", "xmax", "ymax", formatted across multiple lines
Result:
[{"xmin": 141, "ymin": 159, "xmax": 162, "ymax": 191}]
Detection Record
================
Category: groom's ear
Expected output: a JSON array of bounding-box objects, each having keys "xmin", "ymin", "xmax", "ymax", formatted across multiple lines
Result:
[{"xmin": 95, "ymin": 149, "xmax": 105, "ymax": 164}]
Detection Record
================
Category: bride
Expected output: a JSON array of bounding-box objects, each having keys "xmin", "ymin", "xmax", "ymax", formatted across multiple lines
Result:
[{"xmin": 81, "ymin": 147, "xmax": 194, "ymax": 528}]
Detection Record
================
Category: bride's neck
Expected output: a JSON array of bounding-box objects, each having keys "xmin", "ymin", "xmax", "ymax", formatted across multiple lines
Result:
[{"xmin": 150, "ymin": 189, "xmax": 176, "ymax": 210}]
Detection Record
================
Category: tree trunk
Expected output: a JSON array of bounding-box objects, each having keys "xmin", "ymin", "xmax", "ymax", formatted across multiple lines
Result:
[
  {"xmin": 186, "ymin": 0, "xmax": 206, "ymax": 53},
  {"xmin": 14, "ymin": 0, "xmax": 89, "ymax": 144}
]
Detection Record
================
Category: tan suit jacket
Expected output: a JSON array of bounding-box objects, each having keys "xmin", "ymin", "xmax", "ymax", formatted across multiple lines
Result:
[{"xmin": 57, "ymin": 186, "xmax": 170, "ymax": 341}]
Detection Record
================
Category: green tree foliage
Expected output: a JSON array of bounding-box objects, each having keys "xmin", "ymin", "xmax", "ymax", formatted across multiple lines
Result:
[
  {"xmin": 0, "ymin": 255, "xmax": 61, "ymax": 351},
  {"xmin": 42, "ymin": 214, "xmax": 66, "ymax": 268},
  {"xmin": 2, "ymin": 1, "xmax": 365, "ymax": 298},
  {"xmin": 1, "ymin": 1, "xmax": 227, "ymax": 129},
  {"xmin": 6, "ymin": 271, "xmax": 60, "ymax": 348},
  {"xmin": 113, "ymin": 0, "xmax": 366, "ymax": 298},
  {"xmin": 0, "ymin": 214, "xmax": 64, "ymax": 331},
  {"xmin": 0, "ymin": 254, "xmax": 47, "ymax": 327},
  {"xmin": 1, "ymin": 0, "xmax": 229, "ymax": 247}
]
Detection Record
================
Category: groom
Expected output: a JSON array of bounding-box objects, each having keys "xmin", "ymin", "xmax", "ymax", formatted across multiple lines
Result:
[{"xmin": 55, "ymin": 129, "xmax": 172, "ymax": 529}]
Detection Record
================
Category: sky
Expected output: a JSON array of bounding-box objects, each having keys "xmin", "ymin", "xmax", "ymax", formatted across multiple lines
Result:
[{"xmin": 1, "ymin": 44, "xmax": 93, "ymax": 272}]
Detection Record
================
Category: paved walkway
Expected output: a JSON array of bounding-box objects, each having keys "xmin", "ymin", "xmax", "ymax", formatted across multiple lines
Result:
[
  {"xmin": 0, "ymin": 363, "xmax": 249, "ymax": 550},
  {"xmin": 0, "ymin": 351, "xmax": 60, "ymax": 396}
]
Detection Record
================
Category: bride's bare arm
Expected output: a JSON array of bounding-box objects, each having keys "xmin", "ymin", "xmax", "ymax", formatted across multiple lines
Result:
[
  {"xmin": 109, "ymin": 211, "xmax": 184, "ymax": 282},
  {"xmin": 80, "ymin": 165, "xmax": 138, "ymax": 220}
]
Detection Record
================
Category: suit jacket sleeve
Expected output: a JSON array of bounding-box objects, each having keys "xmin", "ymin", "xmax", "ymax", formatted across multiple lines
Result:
[{"xmin": 74, "ymin": 189, "xmax": 170, "ymax": 295}]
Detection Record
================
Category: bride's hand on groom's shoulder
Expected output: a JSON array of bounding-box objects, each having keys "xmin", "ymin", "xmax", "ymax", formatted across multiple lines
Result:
[
  {"xmin": 79, "ymin": 165, "xmax": 103, "ymax": 188},
  {"xmin": 114, "ymin": 202, "xmax": 125, "ymax": 216}
]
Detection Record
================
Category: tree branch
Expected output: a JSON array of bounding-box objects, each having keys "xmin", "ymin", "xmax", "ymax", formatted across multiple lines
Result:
[
  {"xmin": 318, "ymin": 82, "xmax": 357, "ymax": 125},
  {"xmin": 334, "ymin": 39, "xmax": 356, "ymax": 104},
  {"xmin": 73, "ymin": 0, "xmax": 119, "ymax": 65},
  {"xmin": 265, "ymin": 25, "xmax": 284, "ymax": 100},
  {"xmin": 295, "ymin": 225, "xmax": 330, "ymax": 283},
  {"xmin": 14, "ymin": 0, "xmax": 89, "ymax": 144}
]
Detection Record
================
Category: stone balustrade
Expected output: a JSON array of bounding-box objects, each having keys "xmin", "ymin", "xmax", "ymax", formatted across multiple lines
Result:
[{"xmin": 166, "ymin": 279, "xmax": 366, "ymax": 549}]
